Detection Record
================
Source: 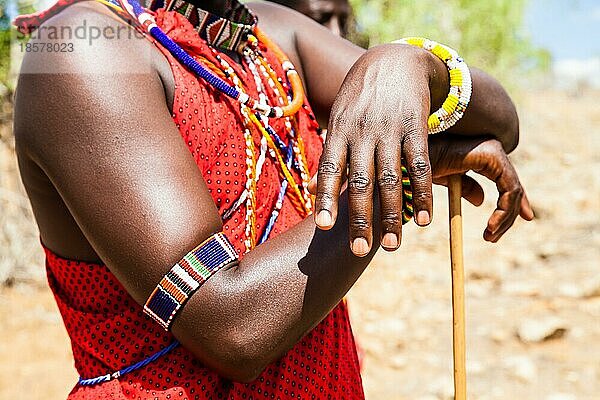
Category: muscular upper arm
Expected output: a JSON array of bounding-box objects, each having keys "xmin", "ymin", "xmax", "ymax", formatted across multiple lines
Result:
[{"xmin": 14, "ymin": 4, "xmax": 222, "ymax": 305}]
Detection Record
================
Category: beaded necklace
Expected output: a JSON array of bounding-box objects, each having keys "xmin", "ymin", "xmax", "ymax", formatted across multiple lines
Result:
[
  {"xmin": 12, "ymin": 0, "xmax": 413, "ymax": 388},
  {"xmin": 193, "ymin": 46, "xmax": 310, "ymax": 251},
  {"xmin": 165, "ymin": 0, "xmax": 256, "ymax": 52},
  {"xmin": 100, "ymin": 0, "xmax": 414, "ymax": 249},
  {"xmin": 108, "ymin": 0, "xmax": 313, "ymax": 250},
  {"xmin": 116, "ymin": 0, "xmax": 305, "ymax": 119}
]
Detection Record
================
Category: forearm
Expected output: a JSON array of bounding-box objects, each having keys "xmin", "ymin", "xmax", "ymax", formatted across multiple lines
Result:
[
  {"xmin": 174, "ymin": 192, "xmax": 380, "ymax": 381},
  {"xmin": 424, "ymin": 50, "xmax": 519, "ymax": 152},
  {"xmin": 297, "ymin": 31, "xmax": 519, "ymax": 154}
]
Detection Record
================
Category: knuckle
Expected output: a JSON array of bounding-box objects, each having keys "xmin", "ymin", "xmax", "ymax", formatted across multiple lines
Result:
[
  {"xmin": 382, "ymin": 211, "xmax": 401, "ymax": 227},
  {"xmin": 509, "ymin": 185, "xmax": 524, "ymax": 201},
  {"xmin": 488, "ymin": 138, "xmax": 503, "ymax": 152},
  {"xmin": 350, "ymin": 216, "xmax": 371, "ymax": 232},
  {"xmin": 402, "ymin": 110, "xmax": 421, "ymax": 136},
  {"xmin": 348, "ymin": 171, "xmax": 373, "ymax": 194},
  {"xmin": 514, "ymin": 185, "xmax": 524, "ymax": 197},
  {"xmin": 410, "ymin": 156, "xmax": 431, "ymax": 180},
  {"xmin": 413, "ymin": 190, "xmax": 432, "ymax": 203},
  {"xmin": 316, "ymin": 191, "xmax": 335, "ymax": 205},
  {"xmin": 378, "ymin": 114, "xmax": 392, "ymax": 129},
  {"xmin": 318, "ymin": 160, "xmax": 342, "ymax": 177},
  {"xmin": 378, "ymin": 168, "xmax": 400, "ymax": 190},
  {"xmin": 331, "ymin": 112, "xmax": 346, "ymax": 130},
  {"xmin": 353, "ymin": 112, "xmax": 385, "ymax": 132}
]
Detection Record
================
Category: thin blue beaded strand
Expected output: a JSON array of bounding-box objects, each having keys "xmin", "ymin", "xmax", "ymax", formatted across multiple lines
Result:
[
  {"xmin": 77, "ymin": 341, "xmax": 180, "ymax": 386},
  {"xmin": 120, "ymin": 0, "xmax": 243, "ymax": 101}
]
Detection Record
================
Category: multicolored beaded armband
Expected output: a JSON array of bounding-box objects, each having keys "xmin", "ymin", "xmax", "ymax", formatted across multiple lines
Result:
[
  {"xmin": 393, "ymin": 37, "xmax": 473, "ymax": 134},
  {"xmin": 143, "ymin": 232, "xmax": 237, "ymax": 330}
]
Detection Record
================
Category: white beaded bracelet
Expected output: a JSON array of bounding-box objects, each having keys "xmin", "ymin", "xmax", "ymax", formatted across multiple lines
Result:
[{"xmin": 392, "ymin": 37, "xmax": 473, "ymax": 134}]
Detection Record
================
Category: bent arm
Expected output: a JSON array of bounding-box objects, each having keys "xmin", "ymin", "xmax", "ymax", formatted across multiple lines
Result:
[
  {"xmin": 255, "ymin": 3, "xmax": 519, "ymax": 151},
  {"xmin": 14, "ymin": 39, "xmax": 380, "ymax": 383}
]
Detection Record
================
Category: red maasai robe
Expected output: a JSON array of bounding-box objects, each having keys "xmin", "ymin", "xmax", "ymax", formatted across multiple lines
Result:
[{"xmin": 18, "ymin": 4, "xmax": 365, "ymax": 399}]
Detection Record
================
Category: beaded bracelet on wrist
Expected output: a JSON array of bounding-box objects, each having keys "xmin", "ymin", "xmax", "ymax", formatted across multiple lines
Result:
[{"xmin": 393, "ymin": 37, "xmax": 472, "ymax": 134}]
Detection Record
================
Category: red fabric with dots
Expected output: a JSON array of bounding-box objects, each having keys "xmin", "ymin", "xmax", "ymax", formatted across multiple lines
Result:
[{"xmin": 42, "ymin": 8, "xmax": 365, "ymax": 400}]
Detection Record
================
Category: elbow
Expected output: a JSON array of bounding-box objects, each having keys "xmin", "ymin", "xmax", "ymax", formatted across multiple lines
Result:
[
  {"xmin": 500, "ymin": 86, "xmax": 520, "ymax": 154},
  {"xmin": 497, "ymin": 97, "xmax": 519, "ymax": 154},
  {"xmin": 211, "ymin": 335, "xmax": 271, "ymax": 383},
  {"xmin": 504, "ymin": 114, "xmax": 519, "ymax": 154},
  {"xmin": 177, "ymin": 273, "xmax": 280, "ymax": 383},
  {"xmin": 218, "ymin": 363, "xmax": 265, "ymax": 384}
]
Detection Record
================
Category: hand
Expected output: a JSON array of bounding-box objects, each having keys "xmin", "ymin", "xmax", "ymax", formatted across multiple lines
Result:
[
  {"xmin": 428, "ymin": 136, "xmax": 534, "ymax": 242},
  {"xmin": 314, "ymin": 44, "xmax": 441, "ymax": 256}
]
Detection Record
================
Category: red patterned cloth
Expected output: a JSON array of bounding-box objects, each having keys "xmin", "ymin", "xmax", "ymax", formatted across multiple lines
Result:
[{"xmin": 24, "ymin": 5, "xmax": 365, "ymax": 399}]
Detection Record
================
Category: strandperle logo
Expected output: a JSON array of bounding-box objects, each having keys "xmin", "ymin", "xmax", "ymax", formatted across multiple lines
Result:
[{"xmin": 16, "ymin": 18, "xmax": 146, "ymax": 47}]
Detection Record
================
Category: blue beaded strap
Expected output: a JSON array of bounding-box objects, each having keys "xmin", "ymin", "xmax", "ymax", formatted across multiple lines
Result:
[
  {"xmin": 77, "ymin": 340, "xmax": 180, "ymax": 386},
  {"xmin": 118, "ymin": 0, "xmax": 240, "ymax": 99},
  {"xmin": 117, "ymin": 0, "xmax": 239, "ymax": 99},
  {"xmin": 151, "ymin": 26, "xmax": 241, "ymax": 100},
  {"xmin": 117, "ymin": 0, "xmax": 283, "ymax": 118}
]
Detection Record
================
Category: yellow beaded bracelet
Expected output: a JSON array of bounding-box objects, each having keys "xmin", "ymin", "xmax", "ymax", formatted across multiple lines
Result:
[{"xmin": 392, "ymin": 37, "xmax": 472, "ymax": 134}]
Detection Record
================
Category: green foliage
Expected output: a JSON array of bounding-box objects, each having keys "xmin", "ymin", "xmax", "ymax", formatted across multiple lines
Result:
[
  {"xmin": 0, "ymin": 0, "xmax": 35, "ymax": 93},
  {"xmin": 0, "ymin": 0, "xmax": 12, "ymax": 91},
  {"xmin": 349, "ymin": 0, "xmax": 550, "ymax": 83},
  {"xmin": 0, "ymin": 0, "xmax": 550, "ymax": 91}
]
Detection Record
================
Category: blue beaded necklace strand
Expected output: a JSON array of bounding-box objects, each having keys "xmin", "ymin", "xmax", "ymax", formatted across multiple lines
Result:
[
  {"xmin": 77, "ymin": 341, "xmax": 180, "ymax": 386},
  {"xmin": 75, "ymin": 0, "xmax": 415, "ymax": 385},
  {"xmin": 116, "ymin": 0, "xmax": 306, "ymax": 118}
]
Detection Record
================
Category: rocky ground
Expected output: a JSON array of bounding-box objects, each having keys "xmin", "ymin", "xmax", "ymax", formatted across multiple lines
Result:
[{"xmin": 1, "ymin": 89, "xmax": 599, "ymax": 399}]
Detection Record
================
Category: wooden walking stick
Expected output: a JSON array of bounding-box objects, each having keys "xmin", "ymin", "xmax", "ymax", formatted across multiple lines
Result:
[{"xmin": 448, "ymin": 175, "xmax": 466, "ymax": 400}]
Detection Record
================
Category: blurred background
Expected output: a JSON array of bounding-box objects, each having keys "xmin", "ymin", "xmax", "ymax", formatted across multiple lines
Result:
[{"xmin": 1, "ymin": 0, "xmax": 599, "ymax": 399}]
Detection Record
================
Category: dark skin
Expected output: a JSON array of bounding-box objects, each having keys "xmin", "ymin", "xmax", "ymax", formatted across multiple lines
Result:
[
  {"xmin": 270, "ymin": 0, "xmax": 352, "ymax": 36},
  {"xmin": 14, "ymin": 0, "xmax": 533, "ymax": 382}
]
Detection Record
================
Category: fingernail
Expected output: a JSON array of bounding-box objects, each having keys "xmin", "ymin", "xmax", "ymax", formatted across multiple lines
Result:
[
  {"xmin": 528, "ymin": 207, "xmax": 536, "ymax": 220},
  {"xmin": 351, "ymin": 237, "xmax": 369, "ymax": 256},
  {"xmin": 382, "ymin": 233, "xmax": 398, "ymax": 249},
  {"xmin": 416, "ymin": 210, "xmax": 430, "ymax": 226},
  {"xmin": 315, "ymin": 210, "xmax": 332, "ymax": 227}
]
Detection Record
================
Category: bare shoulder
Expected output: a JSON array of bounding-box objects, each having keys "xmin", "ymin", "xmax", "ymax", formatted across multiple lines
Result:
[
  {"xmin": 18, "ymin": 2, "xmax": 156, "ymax": 74},
  {"xmin": 247, "ymin": 1, "xmax": 305, "ymax": 21},
  {"xmin": 247, "ymin": 1, "xmax": 343, "ymax": 42},
  {"xmin": 246, "ymin": 2, "xmax": 302, "ymax": 55},
  {"xmin": 14, "ymin": 1, "xmax": 169, "ymax": 160},
  {"xmin": 246, "ymin": 1, "xmax": 329, "ymax": 82}
]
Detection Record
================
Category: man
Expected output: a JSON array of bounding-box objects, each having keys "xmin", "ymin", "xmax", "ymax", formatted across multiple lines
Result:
[{"xmin": 13, "ymin": 0, "xmax": 532, "ymax": 398}]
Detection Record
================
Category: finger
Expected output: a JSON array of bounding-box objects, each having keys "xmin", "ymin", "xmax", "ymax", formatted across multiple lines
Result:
[
  {"xmin": 402, "ymin": 110, "xmax": 433, "ymax": 226},
  {"xmin": 376, "ymin": 142, "xmax": 403, "ymax": 251},
  {"xmin": 520, "ymin": 190, "xmax": 535, "ymax": 220},
  {"xmin": 487, "ymin": 184, "xmax": 521, "ymax": 231},
  {"xmin": 484, "ymin": 186, "xmax": 523, "ymax": 242},
  {"xmin": 468, "ymin": 148, "xmax": 525, "ymax": 241},
  {"xmin": 435, "ymin": 174, "xmax": 484, "ymax": 206},
  {"xmin": 314, "ymin": 135, "xmax": 348, "ymax": 230},
  {"xmin": 461, "ymin": 175, "xmax": 484, "ymax": 206},
  {"xmin": 348, "ymin": 144, "xmax": 376, "ymax": 257},
  {"xmin": 485, "ymin": 207, "xmax": 518, "ymax": 242}
]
